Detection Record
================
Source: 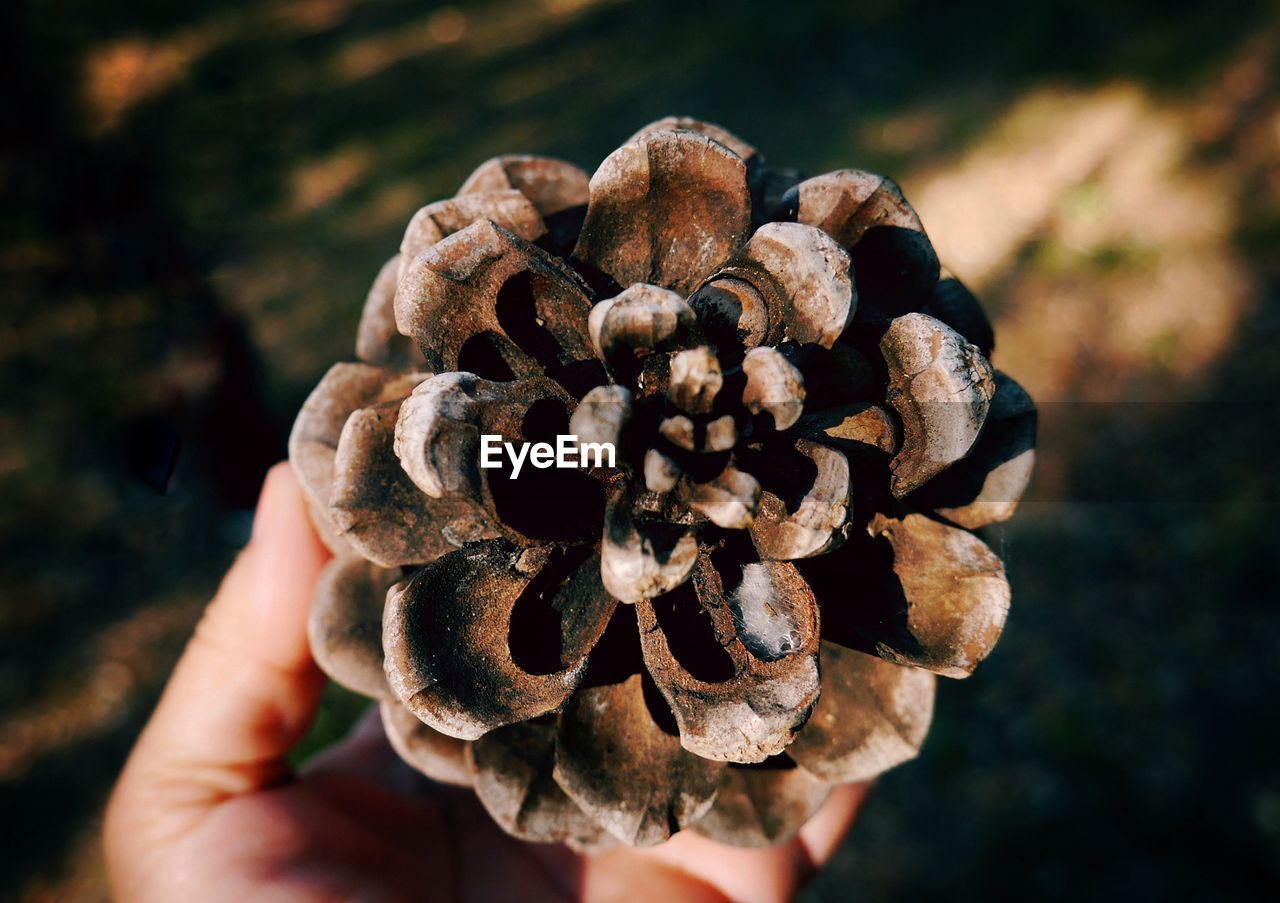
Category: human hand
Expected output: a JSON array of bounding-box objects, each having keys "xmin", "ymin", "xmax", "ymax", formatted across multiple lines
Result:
[{"xmin": 105, "ymin": 463, "xmax": 867, "ymax": 902}]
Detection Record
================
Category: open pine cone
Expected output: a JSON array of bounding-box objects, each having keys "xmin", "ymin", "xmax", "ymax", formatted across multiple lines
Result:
[{"xmin": 289, "ymin": 117, "xmax": 1036, "ymax": 849}]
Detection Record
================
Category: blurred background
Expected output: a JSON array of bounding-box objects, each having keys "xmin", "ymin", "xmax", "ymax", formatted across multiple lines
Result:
[{"xmin": 3, "ymin": 0, "xmax": 1279, "ymax": 899}]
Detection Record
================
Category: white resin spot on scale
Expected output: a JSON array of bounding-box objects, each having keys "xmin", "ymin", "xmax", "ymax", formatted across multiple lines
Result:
[{"xmin": 728, "ymin": 563, "xmax": 803, "ymax": 662}]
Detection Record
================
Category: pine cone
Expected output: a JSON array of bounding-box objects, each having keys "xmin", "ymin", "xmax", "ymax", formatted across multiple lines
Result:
[{"xmin": 289, "ymin": 117, "xmax": 1036, "ymax": 849}]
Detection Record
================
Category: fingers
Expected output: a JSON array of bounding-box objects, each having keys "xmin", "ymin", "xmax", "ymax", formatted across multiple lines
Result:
[
  {"xmin": 108, "ymin": 463, "xmax": 331, "ymax": 831},
  {"xmin": 585, "ymin": 780, "xmax": 871, "ymax": 903},
  {"xmin": 619, "ymin": 829, "xmax": 804, "ymax": 903},
  {"xmin": 795, "ymin": 781, "xmax": 870, "ymax": 871}
]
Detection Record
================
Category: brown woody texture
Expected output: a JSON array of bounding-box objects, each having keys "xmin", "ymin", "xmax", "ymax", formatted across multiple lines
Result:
[{"xmin": 289, "ymin": 117, "xmax": 1036, "ymax": 848}]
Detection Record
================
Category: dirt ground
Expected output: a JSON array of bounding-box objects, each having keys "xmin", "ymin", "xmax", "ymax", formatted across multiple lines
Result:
[{"xmin": 3, "ymin": 1, "xmax": 1279, "ymax": 899}]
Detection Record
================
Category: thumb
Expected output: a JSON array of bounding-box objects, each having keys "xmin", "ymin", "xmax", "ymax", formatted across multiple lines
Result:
[{"xmin": 108, "ymin": 463, "xmax": 331, "ymax": 834}]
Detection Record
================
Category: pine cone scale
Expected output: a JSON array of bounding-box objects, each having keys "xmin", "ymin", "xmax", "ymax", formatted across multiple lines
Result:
[
  {"xmin": 572, "ymin": 131, "xmax": 753, "ymax": 296},
  {"xmin": 553, "ymin": 674, "xmax": 725, "ymax": 847},
  {"xmin": 637, "ymin": 555, "xmax": 821, "ymax": 764},
  {"xmin": 383, "ymin": 541, "xmax": 615, "ymax": 739}
]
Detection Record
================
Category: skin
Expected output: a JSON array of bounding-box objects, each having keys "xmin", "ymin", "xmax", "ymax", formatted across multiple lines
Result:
[{"xmin": 105, "ymin": 463, "xmax": 868, "ymax": 902}]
